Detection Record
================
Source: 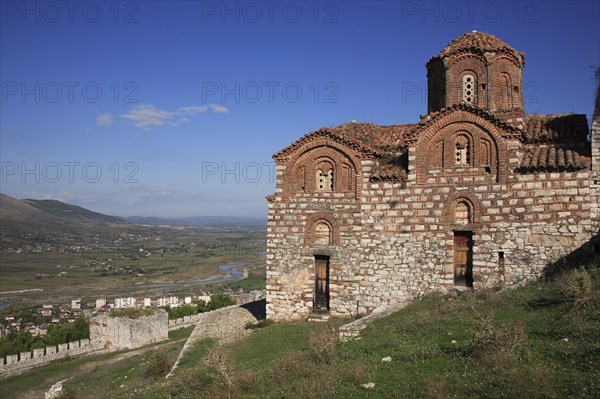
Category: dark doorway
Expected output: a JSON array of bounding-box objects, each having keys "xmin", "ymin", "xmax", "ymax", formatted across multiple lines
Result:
[
  {"xmin": 314, "ymin": 255, "xmax": 330, "ymax": 310},
  {"xmin": 454, "ymin": 231, "xmax": 473, "ymax": 287}
]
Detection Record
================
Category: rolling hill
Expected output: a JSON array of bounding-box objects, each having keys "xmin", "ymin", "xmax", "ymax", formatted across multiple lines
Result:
[
  {"xmin": 0, "ymin": 194, "xmax": 128, "ymax": 236},
  {"xmin": 0, "ymin": 194, "xmax": 266, "ymax": 238}
]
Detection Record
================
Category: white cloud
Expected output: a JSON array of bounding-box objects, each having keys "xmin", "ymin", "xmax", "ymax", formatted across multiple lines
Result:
[
  {"xmin": 118, "ymin": 104, "xmax": 229, "ymax": 130},
  {"xmin": 120, "ymin": 104, "xmax": 178, "ymax": 129},
  {"xmin": 178, "ymin": 106, "xmax": 209, "ymax": 115},
  {"xmin": 96, "ymin": 113, "xmax": 113, "ymax": 126},
  {"xmin": 209, "ymin": 104, "xmax": 229, "ymax": 113}
]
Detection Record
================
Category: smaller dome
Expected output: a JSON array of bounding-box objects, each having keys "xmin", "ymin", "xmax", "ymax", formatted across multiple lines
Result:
[{"xmin": 439, "ymin": 31, "xmax": 519, "ymax": 58}]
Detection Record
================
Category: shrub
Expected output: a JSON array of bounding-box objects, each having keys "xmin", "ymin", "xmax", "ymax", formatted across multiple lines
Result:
[
  {"xmin": 307, "ymin": 326, "xmax": 338, "ymax": 364},
  {"xmin": 169, "ymin": 364, "xmax": 221, "ymax": 398},
  {"xmin": 470, "ymin": 308, "xmax": 527, "ymax": 359},
  {"xmin": 142, "ymin": 351, "xmax": 171, "ymax": 380},
  {"xmin": 562, "ymin": 267, "xmax": 596, "ymax": 307},
  {"xmin": 271, "ymin": 351, "xmax": 313, "ymax": 382}
]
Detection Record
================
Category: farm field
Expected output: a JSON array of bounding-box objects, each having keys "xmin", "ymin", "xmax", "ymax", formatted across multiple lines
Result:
[{"xmin": 0, "ymin": 227, "xmax": 266, "ymax": 307}]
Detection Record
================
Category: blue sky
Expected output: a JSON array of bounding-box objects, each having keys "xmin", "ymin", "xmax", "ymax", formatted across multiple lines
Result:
[{"xmin": 1, "ymin": 0, "xmax": 599, "ymax": 218}]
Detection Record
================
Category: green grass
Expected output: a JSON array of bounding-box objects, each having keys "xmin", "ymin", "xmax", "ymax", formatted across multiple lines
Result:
[
  {"xmin": 4, "ymin": 260, "xmax": 598, "ymax": 399},
  {"xmin": 156, "ymin": 261, "xmax": 599, "ymax": 399},
  {"xmin": 224, "ymin": 277, "xmax": 266, "ymax": 291},
  {"xmin": 168, "ymin": 326, "xmax": 195, "ymax": 341},
  {"xmin": 0, "ymin": 348, "xmax": 130, "ymax": 399}
]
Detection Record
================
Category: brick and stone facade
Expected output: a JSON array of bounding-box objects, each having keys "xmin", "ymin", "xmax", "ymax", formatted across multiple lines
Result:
[{"xmin": 266, "ymin": 32, "xmax": 598, "ymax": 321}]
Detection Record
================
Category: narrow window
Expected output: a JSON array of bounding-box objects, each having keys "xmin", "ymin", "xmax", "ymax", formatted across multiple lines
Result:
[
  {"xmin": 455, "ymin": 135, "xmax": 470, "ymax": 166},
  {"xmin": 296, "ymin": 166, "xmax": 306, "ymax": 192},
  {"xmin": 432, "ymin": 141, "xmax": 444, "ymax": 168},
  {"xmin": 462, "ymin": 74, "xmax": 476, "ymax": 104},
  {"xmin": 455, "ymin": 200, "xmax": 472, "ymax": 224},
  {"xmin": 499, "ymin": 74, "xmax": 511, "ymax": 109},
  {"xmin": 314, "ymin": 222, "xmax": 331, "ymax": 246},
  {"xmin": 480, "ymin": 139, "xmax": 491, "ymax": 167},
  {"xmin": 316, "ymin": 168, "xmax": 334, "ymax": 192}
]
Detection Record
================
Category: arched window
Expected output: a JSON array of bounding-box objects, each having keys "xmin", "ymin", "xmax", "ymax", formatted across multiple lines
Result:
[
  {"xmin": 314, "ymin": 222, "xmax": 331, "ymax": 245},
  {"xmin": 501, "ymin": 74, "xmax": 511, "ymax": 109},
  {"xmin": 480, "ymin": 139, "xmax": 492, "ymax": 167},
  {"xmin": 462, "ymin": 74, "xmax": 476, "ymax": 104},
  {"xmin": 316, "ymin": 161, "xmax": 334, "ymax": 192},
  {"xmin": 295, "ymin": 166, "xmax": 306, "ymax": 192},
  {"xmin": 455, "ymin": 200, "xmax": 472, "ymax": 224},
  {"xmin": 455, "ymin": 135, "xmax": 470, "ymax": 165},
  {"xmin": 432, "ymin": 141, "xmax": 444, "ymax": 168}
]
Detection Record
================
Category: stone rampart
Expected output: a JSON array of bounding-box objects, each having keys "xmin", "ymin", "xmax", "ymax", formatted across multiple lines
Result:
[
  {"xmin": 168, "ymin": 313, "xmax": 200, "ymax": 331},
  {"xmin": 339, "ymin": 302, "xmax": 407, "ymax": 342},
  {"xmin": 90, "ymin": 310, "xmax": 168, "ymax": 351},
  {"xmin": 0, "ymin": 339, "xmax": 102, "ymax": 379},
  {"xmin": 167, "ymin": 300, "xmax": 265, "ymax": 378}
]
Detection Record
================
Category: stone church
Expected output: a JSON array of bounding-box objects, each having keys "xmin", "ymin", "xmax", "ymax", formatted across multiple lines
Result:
[{"xmin": 266, "ymin": 31, "xmax": 599, "ymax": 321}]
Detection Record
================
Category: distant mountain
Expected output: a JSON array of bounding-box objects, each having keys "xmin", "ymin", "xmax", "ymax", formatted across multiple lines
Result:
[
  {"xmin": 0, "ymin": 193, "xmax": 266, "ymax": 238},
  {"xmin": 0, "ymin": 194, "xmax": 128, "ymax": 235},
  {"xmin": 23, "ymin": 198, "xmax": 126, "ymax": 224},
  {"xmin": 125, "ymin": 215, "xmax": 266, "ymax": 227}
]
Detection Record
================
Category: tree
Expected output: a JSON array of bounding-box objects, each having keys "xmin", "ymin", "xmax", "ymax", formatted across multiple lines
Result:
[
  {"xmin": 165, "ymin": 305, "xmax": 197, "ymax": 319},
  {"xmin": 207, "ymin": 293, "xmax": 235, "ymax": 311},
  {"xmin": 72, "ymin": 316, "xmax": 90, "ymax": 340},
  {"xmin": 196, "ymin": 299, "xmax": 210, "ymax": 313}
]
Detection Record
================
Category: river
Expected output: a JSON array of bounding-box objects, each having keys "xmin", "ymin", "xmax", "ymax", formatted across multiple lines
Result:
[{"xmin": 0, "ymin": 262, "xmax": 251, "ymax": 301}]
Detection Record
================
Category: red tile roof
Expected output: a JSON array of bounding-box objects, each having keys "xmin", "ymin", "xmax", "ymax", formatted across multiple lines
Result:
[
  {"xmin": 441, "ymin": 31, "xmax": 515, "ymax": 56},
  {"xmin": 404, "ymin": 102, "xmax": 523, "ymax": 144},
  {"xmin": 523, "ymin": 114, "xmax": 589, "ymax": 143},
  {"xmin": 370, "ymin": 159, "xmax": 408, "ymax": 182},
  {"xmin": 519, "ymin": 144, "xmax": 590, "ymax": 172},
  {"xmin": 327, "ymin": 122, "xmax": 416, "ymax": 152},
  {"xmin": 428, "ymin": 31, "xmax": 525, "ymax": 66},
  {"xmin": 273, "ymin": 110, "xmax": 591, "ymax": 175},
  {"xmin": 273, "ymin": 122, "xmax": 416, "ymax": 162}
]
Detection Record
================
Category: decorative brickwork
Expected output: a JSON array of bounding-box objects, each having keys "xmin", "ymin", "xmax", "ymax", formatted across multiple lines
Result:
[
  {"xmin": 266, "ymin": 32, "xmax": 597, "ymax": 322},
  {"xmin": 304, "ymin": 211, "xmax": 340, "ymax": 246},
  {"xmin": 427, "ymin": 31, "xmax": 525, "ymax": 121}
]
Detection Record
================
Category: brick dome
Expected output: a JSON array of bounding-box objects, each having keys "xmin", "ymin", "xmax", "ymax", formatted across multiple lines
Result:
[{"xmin": 440, "ymin": 31, "xmax": 515, "ymax": 55}]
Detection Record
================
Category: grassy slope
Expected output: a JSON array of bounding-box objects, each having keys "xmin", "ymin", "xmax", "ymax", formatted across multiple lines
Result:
[
  {"xmin": 0, "ymin": 327, "xmax": 194, "ymax": 399},
  {"xmin": 4, "ymin": 263, "xmax": 598, "ymax": 399},
  {"xmin": 164, "ymin": 261, "xmax": 599, "ymax": 399}
]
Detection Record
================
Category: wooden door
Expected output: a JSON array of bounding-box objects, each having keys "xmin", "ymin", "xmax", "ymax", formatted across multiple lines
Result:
[
  {"xmin": 314, "ymin": 256, "xmax": 330, "ymax": 310},
  {"xmin": 454, "ymin": 232, "xmax": 473, "ymax": 287}
]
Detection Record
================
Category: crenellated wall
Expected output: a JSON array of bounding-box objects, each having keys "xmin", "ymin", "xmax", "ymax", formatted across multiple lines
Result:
[
  {"xmin": 0, "ymin": 302, "xmax": 266, "ymax": 379},
  {"xmin": 168, "ymin": 314, "xmax": 200, "ymax": 330},
  {"xmin": 0, "ymin": 339, "xmax": 104, "ymax": 379}
]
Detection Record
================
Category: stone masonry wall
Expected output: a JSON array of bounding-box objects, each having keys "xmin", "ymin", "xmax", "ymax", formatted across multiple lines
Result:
[
  {"xmin": 591, "ymin": 109, "xmax": 600, "ymax": 236},
  {"xmin": 168, "ymin": 314, "xmax": 201, "ymax": 331},
  {"xmin": 90, "ymin": 310, "xmax": 168, "ymax": 351},
  {"xmin": 267, "ymin": 136, "xmax": 595, "ymax": 321},
  {"xmin": 0, "ymin": 339, "xmax": 103, "ymax": 379}
]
